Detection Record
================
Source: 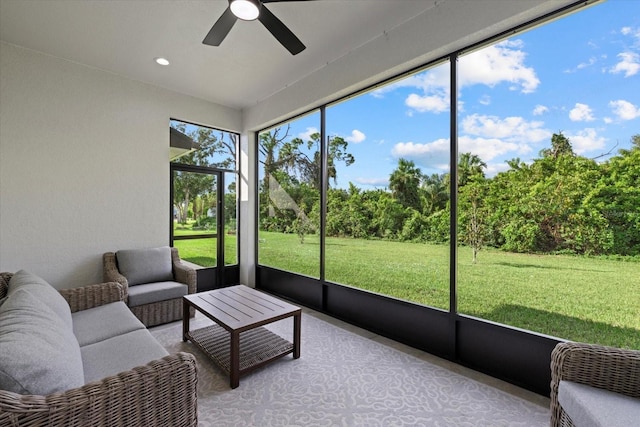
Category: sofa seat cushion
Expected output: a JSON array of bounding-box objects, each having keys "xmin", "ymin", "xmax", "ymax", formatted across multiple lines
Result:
[
  {"xmin": 116, "ymin": 247, "xmax": 173, "ymax": 286},
  {"xmin": 0, "ymin": 288, "xmax": 84, "ymax": 395},
  {"xmin": 72, "ymin": 301, "xmax": 145, "ymax": 347},
  {"xmin": 559, "ymin": 380, "xmax": 640, "ymax": 427},
  {"xmin": 81, "ymin": 329, "xmax": 169, "ymax": 384},
  {"xmin": 127, "ymin": 281, "xmax": 188, "ymax": 307},
  {"xmin": 8, "ymin": 270, "xmax": 73, "ymax": 328}
]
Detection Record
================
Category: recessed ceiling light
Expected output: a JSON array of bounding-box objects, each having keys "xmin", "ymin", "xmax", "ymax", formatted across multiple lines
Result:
[{"xmin": 154, "ymin": 57, "xmax": 170, "ymax": 66}]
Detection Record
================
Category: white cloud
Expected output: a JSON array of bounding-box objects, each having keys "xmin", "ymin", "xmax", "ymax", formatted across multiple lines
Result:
[
  {"xmin": 566, "ymin": 128, "xmax": 606, "ymax": 155},
  {"xmin": 345, "ymin": 129, "xmax": 366, "ymax": 144},
  {"xmin": 565, "ymin": 57, "xmax": 597, "ymax": 73},
  {"xmin": 378, "ymin": 39, "xmax": 539, "ymax": 114},
  {"xmin": 485, "ymin": 162, "xmax": 511, "ymax": 177},
  {"xmin": 461, "ymin": 114, "xmax": 550, "ymax": 143},
  {"xmin": 609, "ymin": 99, "xmax": 640, "ymax": 121},
  {"xmin": 459, "ymin": 136, "xmax": 520, "ymax": 162},
  {"xmin": 569, "ymin": 103, "xmax": 595, "ymax": 122},
  {"xmin": 459, "ymin": 40, "xmax": 540, "ymax": 93},
  {"xmin": 479, "ymin": 95, "xmax": 491, "ymax": 106},
  {"xmin": 610, "ymin": 52, "xmax": 640, "ymax": 77},
  {"xmin": 298, "ymin": 127, "xmax": 318, "ymax": 141},
  {"xmin": 533, "ymin": 105, "xmax": 549, "ymax": 116},
  {"xmin": 355, "ymin": 177, "xmax": 388, "ymax": 186},
  {"xmin": 405, "ymin": 93, "xmax": 449, "ymax": 113},
  {"xmin": 391, "ymin": 139, "xmax": 450, "ymax": 169}
]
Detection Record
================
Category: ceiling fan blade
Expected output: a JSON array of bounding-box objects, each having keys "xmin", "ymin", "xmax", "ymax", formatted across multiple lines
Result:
[
  {"xmin": 203, "ymin": 7, "xmax": 237, "ymax": 46},
  {"xmin": 258, "ymin": 5, "xmax": 306, "ymax": 55}
]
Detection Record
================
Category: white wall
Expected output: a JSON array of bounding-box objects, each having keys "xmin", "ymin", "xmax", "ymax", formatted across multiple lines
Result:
[{"xmin": 0, "ymin": 41, "xmax": 241, "ymax": 288}]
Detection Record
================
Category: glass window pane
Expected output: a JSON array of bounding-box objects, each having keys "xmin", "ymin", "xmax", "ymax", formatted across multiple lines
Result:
[
  {"xmin": 456, "ymin": 0, "xmax": 640, "ymax": 349},
  {"xmin": 170, "ymin": 120, "xmax": 237, "ymax": 168},
  {"xmin": 258, "ymin": 112, "xmax": 321, "ymax": 278},
  {"xmin": 225, "ymin": 171, "xmax": 238, "ymax": 265},
  {"xmin": 325, "ymin": 61, "xmax": 451, "ymax": 310},
  {"xmin": 173, "ymin": 170, "xmax": 217, "ymax": 267}
]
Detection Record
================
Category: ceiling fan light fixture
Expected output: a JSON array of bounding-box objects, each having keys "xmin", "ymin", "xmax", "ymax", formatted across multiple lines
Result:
[{"xmin": 230, "ymin": 0, "xmax": 260, "ymax": 21}]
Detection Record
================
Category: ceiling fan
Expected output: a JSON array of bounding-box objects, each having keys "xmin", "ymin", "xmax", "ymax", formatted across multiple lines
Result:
[{"xmin": 203, "ymin": 0, "xmax": 312, "ymax": 55}]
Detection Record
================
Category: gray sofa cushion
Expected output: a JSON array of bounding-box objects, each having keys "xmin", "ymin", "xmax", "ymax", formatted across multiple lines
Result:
[
  {"xmin": 0, "ymin": 288, "xmax": 84, "ymax": 395},
  {"xmin": 81, "ymin": 329, "xmax": 169, "ymax": 384},
  {"xmin": 116, "ymin": 247, "xmax": 174, "ymax": 286},
  {"xmin": 72, "ymin": 301, "xmax": 145, "ymax": 347},
  {"xmin": 127, "ymin": 281, "xmax": 188, "ymax": 307},
  {"xmin": 8, "ymin": 269, "xmax": 72, "ymax": 328},
  {"xmin": 559, "ymin": 380, "xmax": 640, "ymax": 427}
]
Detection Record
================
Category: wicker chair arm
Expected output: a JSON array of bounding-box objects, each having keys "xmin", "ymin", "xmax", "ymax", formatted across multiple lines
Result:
[
  {"xmin": 550, "ymin": 342, "xmax": 640, "ymax": 426},
  {"xmin": 0, "ymin": 352, "xmax": 198, "ymax": 427},
  {"xmin": 102, "ymin": 252, "xmax": 129, "ymax": 300},
  {"xmin": 59, "ymin": 281, "xmax": 125, "ymax": 313},
  {"xmin": 171, "ymin": 247, "xmax": 197, "ymax": 294}
]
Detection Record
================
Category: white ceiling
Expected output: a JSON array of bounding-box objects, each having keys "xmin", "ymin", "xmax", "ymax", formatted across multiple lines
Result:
[{"xmin": 0, "ymin": 0, "xmax": 440, "ymax": 110}]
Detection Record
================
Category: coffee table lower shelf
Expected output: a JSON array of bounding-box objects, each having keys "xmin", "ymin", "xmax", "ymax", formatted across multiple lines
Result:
[{"xmin": 186, "ymin": 324, "xmax": 294, "ymax": 377}]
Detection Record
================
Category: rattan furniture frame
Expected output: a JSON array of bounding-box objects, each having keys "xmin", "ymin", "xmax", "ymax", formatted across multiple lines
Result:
[
  {"xmin": 0, "ymin": 274, "xmax": 198, "ymax": 427},
  {"xmin": 550, "ymin": 341, "xmax": 640, "ymax": 426},
  {"xmin": 103, "ymin": 247, "xmax": 197, "ymax": 327},
  {"xmin": 183, "ymin": 285, "xmax": 301, "ymax": 388}
]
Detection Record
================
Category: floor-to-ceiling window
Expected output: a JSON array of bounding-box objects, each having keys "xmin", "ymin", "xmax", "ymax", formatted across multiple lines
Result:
[
  {"xmin": 257, "ymin": 112, "xmax": 322, "ymax": 278},
  {"xmin": 324, "ymin": 61, "xmax": 451, "ymax": 310},
  {"xmin": 456, "ymin": 1, "xmax": 639, "ymax": 350}
]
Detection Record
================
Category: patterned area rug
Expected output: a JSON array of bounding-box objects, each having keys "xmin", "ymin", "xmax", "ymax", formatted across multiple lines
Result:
[{"xmin": 151, "ymin": 312, "xmax": 549, "ymax": 426}]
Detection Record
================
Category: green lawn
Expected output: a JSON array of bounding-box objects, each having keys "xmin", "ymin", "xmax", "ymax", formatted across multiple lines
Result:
[
  {"xmin": 258, "ymin": 231, "xmax": 640, "ymax": 350},
  {"xmin": 173, "ymin": 235, "xmax": 237, "ymax": 266}
]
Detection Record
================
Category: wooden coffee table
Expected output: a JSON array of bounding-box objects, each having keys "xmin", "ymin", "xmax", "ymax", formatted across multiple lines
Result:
[{"xmin": 182, "ymin": 285, "xmax": 301, "ymax": 388}]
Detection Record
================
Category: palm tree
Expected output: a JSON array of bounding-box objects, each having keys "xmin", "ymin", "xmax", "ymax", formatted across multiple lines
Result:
[
  {"xmin": 458, "ymin": 152, "xmax": 487, "ymax": 187},
  {"xmin": 389, "ymin": 159, "xmax": 422, "ymax": 210}
]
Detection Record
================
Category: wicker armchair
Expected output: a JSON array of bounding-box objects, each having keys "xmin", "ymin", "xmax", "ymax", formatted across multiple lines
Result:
[
  {"xmin": 0, "ymin": 274, "xmax": 198, "ymax": 427},
  {"xmin": 104, "ymin": 247, "xmax": 196, "ymax": 327},
  {"xmin": 550, "ymin": 342, "xmax": 640, "ymax": 426}
]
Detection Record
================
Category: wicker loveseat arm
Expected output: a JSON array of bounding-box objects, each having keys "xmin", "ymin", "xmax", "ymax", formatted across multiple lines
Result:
[
  {"xmin": 550, "ymin": 342, "xmax": 640, "ymax": 426},
  {"xmin": 59, "ymin": 281, "xmax": 125, "ymax": 313},
  {"xmin": 0, "ymin": 352, "xmax": 198, "ymax": 427}
]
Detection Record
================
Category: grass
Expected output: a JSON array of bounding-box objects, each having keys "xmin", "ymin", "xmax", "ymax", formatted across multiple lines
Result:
[
  {"xmin": 258, "ymin": 231, "xmax": 640, "ymax": 350},
  {"xmin": 173, "ymin": 235, "xmax": 237, "ymax": 266}
]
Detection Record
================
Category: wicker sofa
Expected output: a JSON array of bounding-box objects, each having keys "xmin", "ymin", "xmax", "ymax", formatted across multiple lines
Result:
[
  {"xmin": 550, "ymin": 341, "xmax": 640, "ymax": 427},
  {"xmin": 0, "ymin": 270, "xmax": 197, "ymax": 426},
  {"xmin": 103, "ymin": 246, "xmax": 196, "ymax": 327}
]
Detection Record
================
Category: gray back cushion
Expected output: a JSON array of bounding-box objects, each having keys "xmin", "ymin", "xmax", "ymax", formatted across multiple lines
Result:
[
  {"xmin": 0, "ymin": 287, "xmax": 84, "ymax": 395},
  {"xmin": 116, "ymin": 247, "xmax": 174, "ymax": 286},
  {"xmin": 8, "ymin": 270, "xmax": 72, "ymax": 328}
]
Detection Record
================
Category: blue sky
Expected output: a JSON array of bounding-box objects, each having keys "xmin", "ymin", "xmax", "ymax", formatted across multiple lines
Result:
[{"xmin": 283, "ymin": 0, "xmax": 640, "ymax": 189}]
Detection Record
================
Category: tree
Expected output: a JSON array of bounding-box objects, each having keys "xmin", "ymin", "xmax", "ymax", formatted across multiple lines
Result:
[
  {"xmin": 389, "ymin": 159, "xmax": 422, "ymax": 210},
  {"xmin": 458, "ymin": 152, "xmax": 487, "ymax": 187},
  {"xmin": 171, "ymin": 123, "xmax": 235, "ymax": 224},
  {"xmin": 421, "ymin": 173, "xmax": 448, "ymax": 214},
  {"xmin": 460, "ymin": 180, "xmax": 488, "ymax": 263},
  {"xmin": 540, "ymin": 132, "xmax": 574, "ymax": 159}
]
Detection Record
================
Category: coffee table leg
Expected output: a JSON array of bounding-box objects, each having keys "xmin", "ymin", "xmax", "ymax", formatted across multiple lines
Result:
[
  {"xmin": 230, "ymin": 331, "xmax": 240, "ymax": 388},
  {"xmin": 293, "ymin": 312, "xmax": 301, "ymax": 359},
  {"xmin": 182, "ymin": 299, "xmax": 190, "ymax": 342}
]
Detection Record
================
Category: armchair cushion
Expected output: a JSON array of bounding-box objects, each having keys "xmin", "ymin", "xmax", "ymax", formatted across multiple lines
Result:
[
  {"xmin": 0, "ymin": 287, "xmax": 84, "ymax": 395},
  {"xmin": 126, "ymin": 281, "xmax": 189, "ymax": 307},
  {"xmin": 558, "ymin": 380, "xmax": 640, "ymax": 427},
  {"xmin": 71, "ymin": 301, "xmax": 145, "ymax": 346},
  {"xmin": 116, "ymin": 246, "xmax": 173, "ymax": 286}
]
